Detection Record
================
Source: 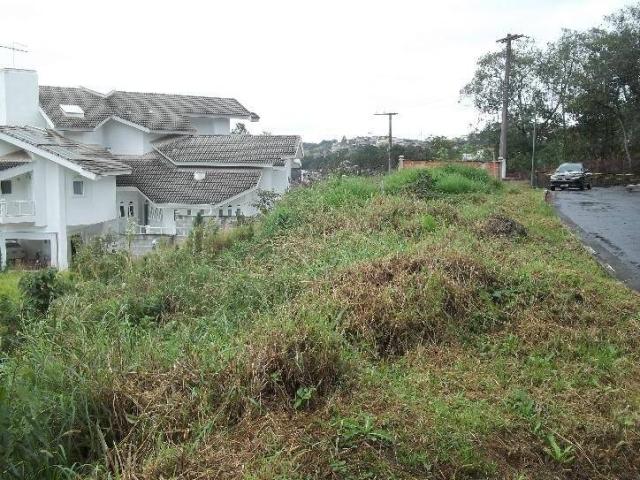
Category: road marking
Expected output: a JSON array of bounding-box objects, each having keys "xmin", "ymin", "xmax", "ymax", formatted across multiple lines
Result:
[
  {"xmin": 606, "ymin": 264, "xmax": 615, "ymax": 273},
  {"xmin": 585, "ymin": 246, "xmax": 597, "ymax": 255}
]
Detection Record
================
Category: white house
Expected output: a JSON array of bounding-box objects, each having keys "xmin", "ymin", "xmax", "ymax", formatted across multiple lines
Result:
[{"xmin": 0, "ymin": 68, "xmax": 303, "ymax": 269}]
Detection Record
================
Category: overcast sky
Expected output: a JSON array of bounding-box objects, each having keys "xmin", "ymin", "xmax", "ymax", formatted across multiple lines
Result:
[{"xmin": 1, "ymin": 0, "xmax": 635, "ymax": 142}]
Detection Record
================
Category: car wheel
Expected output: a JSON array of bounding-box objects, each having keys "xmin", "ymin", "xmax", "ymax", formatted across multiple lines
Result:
[
  {"xmin": 579, "ymin": 183, "xmax": 585, "ymax": 191},
  {"xmin": 550, "ymin": 186, "xmax": 556, "ymax": 191},
  {"xmin": 587, "ymin": 183, "xmax": 592, "ymax": 190}
]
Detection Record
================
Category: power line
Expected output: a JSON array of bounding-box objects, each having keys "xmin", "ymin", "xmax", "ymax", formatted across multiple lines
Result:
[
  {"xmin": 374, "ymin": 112, "xmax": 398, "ymax": 173},
  {"xmin": 0, "ymin": 43, "xmax": 29, "ymax": 67}
]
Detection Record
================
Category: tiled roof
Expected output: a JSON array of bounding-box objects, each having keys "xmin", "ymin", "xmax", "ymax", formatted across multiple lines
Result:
[
  {"xmin": 154, "ymin": 134, "xmax": 301, "ymax": 166},
  {"xmin": 0, "ymin": 150, "xmax": 31, "ymax": 171},
  {"xmin": 116, "ymin": 153, "xmax": 261, "ymax": 205},
  {"xmin": 0, "ymin": 126, "xmax": 131, "ymax": 176},
  {"xmin": 40, "ymin": 86, "xmax": 253, "ymax": 132}
]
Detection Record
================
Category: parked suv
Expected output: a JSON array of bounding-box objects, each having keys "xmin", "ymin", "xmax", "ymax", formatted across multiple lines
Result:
[{"xmin": 549, "ymin": 163, "xmax": 592, "ymax": 191}]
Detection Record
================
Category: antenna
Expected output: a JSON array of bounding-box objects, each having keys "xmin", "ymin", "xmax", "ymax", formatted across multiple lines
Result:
[{"xmin": 0, "ymin": 42, "xmax": 29, "ymax": 67}]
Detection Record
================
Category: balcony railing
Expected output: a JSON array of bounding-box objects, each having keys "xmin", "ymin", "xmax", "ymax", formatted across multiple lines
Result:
[{"xmin": 0, "ymin": 200, "xmax": 35, "ymax": 220}]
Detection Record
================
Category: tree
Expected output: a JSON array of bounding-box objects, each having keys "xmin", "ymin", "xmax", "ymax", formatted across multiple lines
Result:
[
  {"xmin": 232, "ymin": 123, "xmax": 248, "ymax": 135},
  {"xmin": 462, "ymin": 4, "xmax": 640, "ymax": 174}
]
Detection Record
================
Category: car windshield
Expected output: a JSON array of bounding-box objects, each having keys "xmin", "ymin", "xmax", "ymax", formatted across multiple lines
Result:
[{"xmin": 556, "ymin": 163, "xmax": 582, "ymax": 173}]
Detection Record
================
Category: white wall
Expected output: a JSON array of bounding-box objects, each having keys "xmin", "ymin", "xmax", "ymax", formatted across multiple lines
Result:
[
  {"xmin": 116, "ymin": 189, "xmax": 145, "ymax": 224},
  {"xmin": 0, "ymin": 172, "xmax": 32, "ymax": 202},
  {"xmin": 102, "ymin": 120, "xmax": 146, "ymax": 155},
  {"xmin": 66, "ymin": 173, "xmax": 116, "ymax": 226},
  {"xmin": 189, "ymin": 117, "xmax": 230, "ymax": 135},
  {"xmin": 0, "ymin": 69, "xmax": 45, "ymax": 127},
  {"xmin": 63, "ymin": 129, "xmax": 105, "ymax": 146},
  {"xmin": 258, "ymin": 163, "xmax": 291, "ymax": 194}
]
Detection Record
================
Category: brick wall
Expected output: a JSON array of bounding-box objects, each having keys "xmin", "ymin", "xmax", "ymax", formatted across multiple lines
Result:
[{"xmin": 400, "ymin": 160, "xmax": 502, "ymax": 179}]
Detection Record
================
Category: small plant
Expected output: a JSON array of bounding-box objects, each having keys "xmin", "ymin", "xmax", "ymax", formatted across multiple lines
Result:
[
  {"xmin": 335, "ymin": 415, "xmax": 393, "ymax": 448},
  {"xmin": 544, "ymin": 434, "xmax": 575, "ymax": 464},
  {"xmin": 293, "ymin": 386, "xmax": 315, "ymax": 410},
  {"xmin": 420, "ymin": 213, "xmax": 437, "ymax": 233}
]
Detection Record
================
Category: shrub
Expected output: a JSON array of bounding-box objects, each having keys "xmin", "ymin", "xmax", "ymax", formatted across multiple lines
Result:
[
  {"xmin": 331, "ymin": 252, "xmax": 506, "ymax": 356},
  {"xmin": 384, "ymin": 168, "xmax": 433, "ymax": 198},
  {"xmin": 0, "ymin": 294, "xmax": 20, "ymax": 352},
  {"xmin": 18, "ymin": 268, "xmax": 69, "ymax": 316},
  {"xmin": 230, "ymin": 313, "xmax": 348, "ymax": 412},
  {"xmin": 72, "ymin": 236, "xmax": 129, "ymax": 282},
  {"xmin": 433, "ymin": 172, "xmax": 487, "ymax": 194}
]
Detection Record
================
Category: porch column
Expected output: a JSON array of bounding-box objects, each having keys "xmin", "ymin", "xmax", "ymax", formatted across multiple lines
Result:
[
  {"xmin": 0, "ymin": 235, "xmax": 6, "ymax": 270},
  {"xmin": 57, "ymin": 230, "xmax": 69, "ymax": 270}
]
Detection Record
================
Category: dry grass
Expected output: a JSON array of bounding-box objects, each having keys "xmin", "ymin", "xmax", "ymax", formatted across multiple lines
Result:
[{"xmin": 331, "ymin": 251, "xmax": 505, "ymax": 357}]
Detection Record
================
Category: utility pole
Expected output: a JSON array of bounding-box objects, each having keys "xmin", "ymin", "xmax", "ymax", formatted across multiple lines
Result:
[
  {"xmin": 374, "ymin": 112, "xmax": 398, "ymax": 173},
  {"xmin": 531, "ymin": 117, "xmax": 536, "ymax": 187},
  {"xmin": 496, "ymin": 33, "xmax": 525, "ymax": 179}
]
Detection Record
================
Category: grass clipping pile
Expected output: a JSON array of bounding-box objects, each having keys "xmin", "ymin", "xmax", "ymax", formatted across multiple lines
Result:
[{"xmin": 332, "ymin": 251, "xmax": 507, "ymax": 357}]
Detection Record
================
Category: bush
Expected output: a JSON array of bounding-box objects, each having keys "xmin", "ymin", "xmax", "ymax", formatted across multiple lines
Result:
[
  {"xmin": 384, "ymin": 168, "xmax": 433, "ymax": 198},
  {"xmin": 18, "ymin": 268, "xmax": 69, "ymax": 316},
  {"xmin": 72, "ymin": 236, "xmax": 130, "ymax": 282},
  {"xmin": 332, "ymin": 252, "xmax": 506, "ymax": 356},
  {"xmin": 0, "ymin": 294, "xmax": 20, "ymax": 352},
  {"xmin": 230, "ymin": 313, "xmax": 348, "ymax": 412}
]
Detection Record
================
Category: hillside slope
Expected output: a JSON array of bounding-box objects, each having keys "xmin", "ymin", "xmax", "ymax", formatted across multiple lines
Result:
[{"xmin": 2, "ymin": 166, "xmax": 639, "ymax": 479}]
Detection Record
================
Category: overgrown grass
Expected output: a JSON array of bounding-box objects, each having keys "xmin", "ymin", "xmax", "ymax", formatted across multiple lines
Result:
[
  {"xmin": 1, "ymin": 165, "xmax": 639, "ymax": 479},
  {"xmin": 0, "ymin": 270, "xmax": 21, "ymax": 301}
]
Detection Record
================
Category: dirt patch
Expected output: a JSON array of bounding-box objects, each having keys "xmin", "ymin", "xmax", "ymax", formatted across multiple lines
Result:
[
  {"xmin": 331, "ymin": 252, "xmax": 505, "ymax": 357},
  {"xmin": 481, "ymin": 214, "xmax": 527, "ymax": 238}
]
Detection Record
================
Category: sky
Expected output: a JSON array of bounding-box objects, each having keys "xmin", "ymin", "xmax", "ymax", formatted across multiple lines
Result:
[{"xmin": 0, "ymin": 0, "xmax": 635, "ymax": 142}]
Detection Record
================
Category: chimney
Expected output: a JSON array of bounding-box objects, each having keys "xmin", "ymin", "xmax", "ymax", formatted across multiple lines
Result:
[{"xmin": 0, "ymin": 68, "xmax": 43, "ymax": 127}]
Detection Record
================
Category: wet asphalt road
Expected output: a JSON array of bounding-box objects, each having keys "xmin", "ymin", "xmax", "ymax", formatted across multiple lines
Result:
[{"xmin": 553, "ymin": 186, "xmax": 640, "ymax": 291}]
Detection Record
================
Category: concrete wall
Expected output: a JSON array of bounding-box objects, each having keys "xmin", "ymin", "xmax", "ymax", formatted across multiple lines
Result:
[{"xmin": 0, "ymin": 69, "xmax": 45, "ymax": 127}]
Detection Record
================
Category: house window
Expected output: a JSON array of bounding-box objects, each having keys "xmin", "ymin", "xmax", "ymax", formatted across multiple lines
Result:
[
  {"xmin": 0, "ymin": 180, "xmax": 11, "ymax": 195},
  {"xmin": 119, "ymin": 202, "xmax": 125, "ymax": 218},
  {"xmin": 72, "ymin": 180, "xmax": 84, "ymax": 196},
  {"xmin": 128, "ymin": 201, "xmax": 135, "ymax": 217},
  {"xmin": 227, "ymin": 206, "xmax": 232, "ymax": 217},
  {"xmin": 235, "ymin": 207, "xmax": 241, "ymax": 217},
  {"xmin": 218, "ymin": 208, "xmax": 224, "ymax": 217}
]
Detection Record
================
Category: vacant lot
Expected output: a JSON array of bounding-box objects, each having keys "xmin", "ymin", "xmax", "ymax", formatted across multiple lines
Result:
[{"xmin": 2, "ymin": 166, "xmax": 639, "ymax": 479}]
